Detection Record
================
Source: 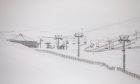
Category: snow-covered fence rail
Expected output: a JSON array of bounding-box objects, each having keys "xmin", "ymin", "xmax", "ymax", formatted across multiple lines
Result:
[{"xmin": 116, "ymin": 67, "xmax": 140, "ymax": 80}]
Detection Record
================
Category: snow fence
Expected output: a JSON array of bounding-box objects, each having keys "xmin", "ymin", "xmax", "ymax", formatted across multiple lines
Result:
[{"xmin": 35, "ymin": 49, "xmax": 140, "ymax": 80}]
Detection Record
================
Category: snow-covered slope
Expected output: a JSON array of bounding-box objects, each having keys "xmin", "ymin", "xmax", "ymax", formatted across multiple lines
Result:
[
  {"xmin": 0, "ymin": 40, "xmax": 140, "ymax": 84},
  {"xmin": 85, "ymin": 18, "xmax": 140, "ymax": 41},
  {"xmin": 0, "ymin": 17, "xmax": 140, "ymax": 84}
]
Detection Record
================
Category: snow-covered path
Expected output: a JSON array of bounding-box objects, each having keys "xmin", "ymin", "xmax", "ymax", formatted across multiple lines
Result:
[{"xmin": 0, "ymin": 41, "xmax": 140, "ymax": 84}]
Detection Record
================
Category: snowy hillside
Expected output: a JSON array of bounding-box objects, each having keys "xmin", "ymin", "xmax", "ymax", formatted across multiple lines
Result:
[
  {"xmin": 84, "ymin": 18, "xmax": 140, "ymax": 41},
  {"xmin": 1, "ymin": 18, "xmax": 140, "ymax": 84},
  {"xmin": 0, "ymin": 40, "xmax": 140, "ymax": 84},
  {"xmin": 1, "ymin": 0, "xmax": 140, "ymax": 83}
]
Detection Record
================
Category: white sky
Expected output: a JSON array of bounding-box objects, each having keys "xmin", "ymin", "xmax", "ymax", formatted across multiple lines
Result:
[{"xmin": 0, "ymin": 0, "xmax": 140, "ymax": 33}]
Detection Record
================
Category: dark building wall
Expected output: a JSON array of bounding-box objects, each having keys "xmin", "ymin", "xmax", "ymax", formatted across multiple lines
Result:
[{"xmin": 9, "ymin": 40, "xmax": 39, "ymax": 48}]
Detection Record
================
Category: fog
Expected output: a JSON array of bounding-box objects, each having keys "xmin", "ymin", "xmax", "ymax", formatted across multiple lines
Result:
[{"xmin": 0, "ymin": 0, "xmax": 140, "ymax": 34}]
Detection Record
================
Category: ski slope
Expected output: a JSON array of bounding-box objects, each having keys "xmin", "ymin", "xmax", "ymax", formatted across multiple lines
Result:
[
  {"xmin": 0, "ymin": 39, "xmax": 140, "ymax": 84},
  {"xmin": 0, "ymin": 18, "xmax": 140, "ymax": 84},
  {"xmin": 38, "ymin": 43, "xmax": 140, "ymax": 75}
]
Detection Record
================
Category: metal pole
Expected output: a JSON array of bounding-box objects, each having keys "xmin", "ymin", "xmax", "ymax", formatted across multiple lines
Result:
[
  {"xmin": 55, "ymin": 35, "xmax": 62, "ymax": 49},
  {"xmin": 74, "ymin": 33, "xmax": 83, "ymax": 57},
  {"xmin": 78, "ymin": 37, "xmax": 80, "ymax": 57},
  {"xmin": 57, "ymin": 39, "xmax": 59, "ymax": 49},
  {"xmin": 40, "ymin": 38, "xmax": 42, "ymax": 48},
  {"xmin": 119, "ymin": 35, "xmax": 129, "ymax": 71},
  {"xmin": 123, "ymin": 41, "xmax": 126, "ymax": 71}
]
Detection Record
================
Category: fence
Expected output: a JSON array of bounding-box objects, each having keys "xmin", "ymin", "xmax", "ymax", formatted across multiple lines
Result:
[
  {"xmin": 116, "ymin": 67, "xmax": 140, "ymax": 80},
  {"xmin": 35, "ymin": 49, "xmax": 140, "ymax": 80}
]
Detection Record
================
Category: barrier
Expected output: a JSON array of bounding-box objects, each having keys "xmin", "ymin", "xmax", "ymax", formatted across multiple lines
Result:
[
  {"xmin": 35, "ymin": 49, "xmax": 140, "ymax": 80},
  {"xmin": 36, "ymin": 49, "xmax": 115, "ymax": 71},
  {"xmin": 116, "ymin": 67, "xmax": 140, "ymax": 80}
]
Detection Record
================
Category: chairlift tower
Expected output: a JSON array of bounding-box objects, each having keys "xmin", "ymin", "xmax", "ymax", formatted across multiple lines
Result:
[
  {"xmin": 119, "ymin": 35, "xmax": 130, "ymax": 71},
  {"xmin": 74, "ymin": 33, "xmax": 84, "ymax": 57}
]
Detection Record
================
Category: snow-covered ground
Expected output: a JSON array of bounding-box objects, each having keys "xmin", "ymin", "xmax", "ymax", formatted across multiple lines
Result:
[
  {"xmin": 0, "ymin": 18, "xmax": 140, "ymax": 84},
  {"xmin": 0, "ymin": 36, "xmax": 140, "ymax": 84},
  {"xmin": 1, "ymin": 0, "xmax": 140, "ymax": 83},
  {"xmin": 38, "ymin": 43, "xmax": 140, "ymax": 75}
]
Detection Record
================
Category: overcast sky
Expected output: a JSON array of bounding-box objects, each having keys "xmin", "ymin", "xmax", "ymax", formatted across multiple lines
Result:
[{"xmin": 0, "ymin": 0, "xmax": 140, "ymax": 33}]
